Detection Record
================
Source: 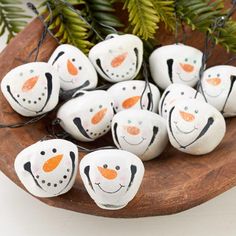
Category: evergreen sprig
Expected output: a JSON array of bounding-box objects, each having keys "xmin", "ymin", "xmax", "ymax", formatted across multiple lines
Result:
[
  {"xmin": 85, "ymin": 0, "xmax": 124, "ymax": 39},
  {"xmin": 0, "ymin": 0, "xmax": 31, "ymax": 43},
  {"xmin": 41, "ymin": 0, "xmax": 93, "ymax": 54}
]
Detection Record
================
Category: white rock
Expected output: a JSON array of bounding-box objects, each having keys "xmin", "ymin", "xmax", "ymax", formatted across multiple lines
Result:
[
  {"xmin": 1, "ymin": 62, "xmax": 60, "ymax": 117},
  {"xmin": 57, "ymin": 90, "xmax": 114, "ymax": 142},
  {"xmin": 48, "ymin": 44, "xmax": 98, "ymax": 91},
  {"xmin": 89, "ymin": 34, "xmax": 143, "ymax": 83},
  {"xmin": 107, "ymin": 80, "xmax": 160, "ymax": 113},
  {"xmin": 201, "ymin": 65, "xmax": 236, "ymax": 117},
  {"xmin": 159, "ymin": 83, "xmax": 205, "ymax": 119},
  {"xmin": 14, "ymin": 139, "xmax": 78, "ymax": 198},
  {"xmin": 80, "ymin": 149, "xmax": 144, "ymax": 210},
  {"xmin": 111, "ymin": 110, "xmax": 168, "ymax": 161},
  {"xmin": 149, "ymin": 44, "xmax": 203, "ymax": 89},
  {"xmin": 167, "ymin": 99, "xmax": 226, "ymax": 155}
]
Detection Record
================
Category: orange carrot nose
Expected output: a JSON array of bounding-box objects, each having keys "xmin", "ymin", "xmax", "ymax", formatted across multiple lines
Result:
[
  {"xmin": 91, "ymin": 108, "xmax": 107, "ymax": 125},
  {"xmin": 97, "ymin": 166, "xmax": 117, "ymax": 180},
  {"xmin": 180, "ymin": 63, "xmax": 194, "ymax": 73},
  {"xmin": 67, "ymin": 59, "xmax": 78, "ymax": 76},
  {"xmin": 180, "ymin": 111, "xmax": 195, "ymax": 122},
  {"xmin": 22, "ymin": 76, "xmax": 39, "ymax": 92},
  {"xmin": 42, "ymin": 154, "xmax": 63, "ymax": 173},
  {"xmin": 126, "ymin": 126, "xmax": 140, "ymax": 135},
  {"xmin": 122, "ymin": 96, "xmax": 141, "ymax": 109},
  {"xmin": 207, "ymin": 78, "xmax": 221, "ymax": 86},
  {"xmin": 111, "ymin": 52, "xmax": 128, "ymax": 68}
]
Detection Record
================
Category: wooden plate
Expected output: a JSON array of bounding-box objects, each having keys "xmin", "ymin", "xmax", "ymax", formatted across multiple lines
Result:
[{"xmin": 1, "ymin": 16, "xmax": 236, "ymax": 218}]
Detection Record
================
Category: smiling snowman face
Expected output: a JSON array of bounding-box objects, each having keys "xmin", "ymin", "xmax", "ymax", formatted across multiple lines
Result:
[
  {"xmin": 107, "ymin": 80, "xmax": 160, "ymax": 113},
  {"xmin": 48, "ymin": 44, "xmax": 98, "ymax": 91},
  {"xmin": 80, "ymin": 149, "xmax": 144, "ymax": 210},
  {"xmin": 159, "ymin": 84, "xmax": 204, "ymax": 119},
  {"xmin": 1, "ymin": 62, "xmax": 60, "ymax": 117},
  {"xmin": 57, "ymin": 90, "xmax": 114, "ymax": 142},
  {"xmin": 89, "ymin": 34, "xmax": 143, "ymax": 83},
  {"xmin": 112, "ymin": 110, "xmax": 168, "ymax": 161},
  {"xmin": 167, "ymin": 99, "xmax": 226, "ymax": 155},
  {"xmin": 149, "ymin": 44, "xmax": 203, "ymax": 89},
  {"xmin": 201, "ymin": 65, "xmax": 236, "ymax": 117},
  {"xmin": 14, "ymin": 139, "xmax": 78, "ymax": 198}
]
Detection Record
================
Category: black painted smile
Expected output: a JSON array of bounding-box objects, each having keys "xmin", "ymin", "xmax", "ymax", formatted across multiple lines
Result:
[
  {"xmin": 174, "ymin": 122, "xmax": 198, "ymax": 134},
  {"xmin": 176, "ymin": 72, "xmax": 197, "ymax": 82},
  {"xmin": 95, "ymin": 183, "xmax": 125, "ymax": 194},
  {"xmin": 203, "ymin": 89, "xmax": 225, "ymax": 98},
  {"xmin": 60, "ymin": 76, "xmax": 74, "ymax": 84},
  {"xmin": 122, "ymin": 136, "xmax": 146, "ymax": 145}
]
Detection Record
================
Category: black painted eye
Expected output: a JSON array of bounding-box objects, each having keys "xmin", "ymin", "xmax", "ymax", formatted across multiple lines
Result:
[
  {"xmin": 19, "ymin": 72, "xmax": 23, "ymax": 76},
  {"xmin": 99, "ymin": 105, "xmax": 103, "ymax": 109},
  {"xmin": 115, "ymin": 166, "xmax": 120, "ymax": 170},
  {"xmin": 30, "ymin": 69, "xmax": 34, "ymax": 73},
  {"xmin": 40, "ymin": 151, "xmax": 45, "ymax": 155},
  {"xmin": 89, "ymin": 108, "xmax": 93, "ymax": 112},
  {"xmin": 181, "ymin": 92, "xmax": 184, "ymax": 95},
  {"xmin": 217, "ymin": 73, "xmax": 220, "ymax": 77},
  {"xmin": 184, "ymin": 106, "xmax": 188, "ymax": 111},
  {"xmin": 52, "ymin": 148, "xmax": 57, "ymax": 153},
  {"xmin": 103, "ymin": 164, "xmax": 108, "ymax": 169},
  {"xmin": 164, "ymin": 109, "xmax": 167, "ymax": 113},
  {"xmin": 193, "ymin": 60, "xmax": 197, "ymax": 64},
  {"xmin": 122, "ymin": 87, "xmax": 126, "ymax": 91},
  {"xmin": 72, "ymin": 58, "xmax": 75, "ymax": 62},
  {"xmin": 79, "ymin": 66, "xmax": 82, "ymax": 70},
  {"xmin": 185, "ymin": 58, "xmax": 188, "ymax": 62},
  {"xmin": 195, "ymin": 110, "xmax": 199, "ymax": 114},
  {"xmin": 208, "ymin": 74, "xmax": 211, "ymax": 78},
  {"xmin": 133, "ymin": 86, "xmax": 136, "ymax": 90}
]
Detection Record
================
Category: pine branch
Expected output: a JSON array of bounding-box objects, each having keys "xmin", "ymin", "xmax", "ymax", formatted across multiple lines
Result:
[
  {"xmin": 151, "ymin": 0, "xmax": 175, "ymax": 30},
  {"xmin": 0, "ymin": 0, "xmax": 31, "ymax": 43},
  {"xmin": 85, "ymin": 0, "xmax": 124, "ymax": 39},
  {"xmin": 122, "ymin": 0, "xmax": 160, "ymax": 40},
  {"xmin": 176, "ymin": 0, "xmax": 224, "ymax": 32},
  {"xmin": 41, "ymin": 0, "xmax": 93, "ymax": 54}
]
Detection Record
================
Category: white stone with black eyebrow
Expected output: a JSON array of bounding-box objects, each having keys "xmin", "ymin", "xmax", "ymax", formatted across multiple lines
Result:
[
  {"xmin": 14, "ymin": 139, "xmax": 78, "ymax": 198},
  {"xmin": 1, "ymin": 62, "xmax": 60, "ymax": 117},
  {"xmin": 57, "ymin": 90, "xmax": 114, "ymax": 142},
  {"xmin": 201, "ymin": 65, "xmax": 236, "ymax": 117},
  {"xmin": 111, "ymin": 109, "xmax": 168, "ymax": 161},
  {"xmin": 89, "ymin": 34, "xmax": 143, "ymax": 83},
  {"xmin": 80, "ymin": 149, "xmax": 144, "ymax": 210},
  {"xmin": 149, "ymin": 44, "xmax": 203, "ymax": 90},
  {"xmin": 48, "ymin": 44, "xmax": 98, "ymax": 91},
  {"xmin": 167, "ymin": 99, "xmax": 226, "ymax": 155}
]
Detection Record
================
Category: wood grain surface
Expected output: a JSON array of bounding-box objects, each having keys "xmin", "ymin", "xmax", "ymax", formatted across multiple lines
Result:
[{"xmin": 1, "ymin": 6, "xmax": 236, "ymax": 218}]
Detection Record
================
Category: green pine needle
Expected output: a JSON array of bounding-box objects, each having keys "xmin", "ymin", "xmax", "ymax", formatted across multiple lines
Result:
[
  {"xmin": 123, "ymin": 0, "xmax": 160, "ymax": 40},
  {"xmin": 0, "ymin": 0, "xmax": 31, "ymax": 43}
]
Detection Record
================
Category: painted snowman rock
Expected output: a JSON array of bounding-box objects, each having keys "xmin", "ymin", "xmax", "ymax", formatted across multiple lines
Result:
[
  {"xmin": 167, "ymin": 99, "xmax": 226, "ymax": 155},
  {"xmin": 201, "ymin": 65, "xmax": 236, "ymax": 117},
  {"xmin": 149, "ymin": 44, "xmax": 203, "ymax": 89},
  {"xmin": 80, "ymin": 149, "xmax": 144, "ymax": 210},
  {"xmin": 15, "ymin": 139, "xmax": 78, "ymax": 198},
  {"xmin": 89, "ymin": 34, "xmax": 143, "ymax": 83},
  {"xmin": 107, "ymin": 80, "xmax": 160, "ymax": 113},
  {"xmin": 57, "ymin": 90, "xmax": 114, "ymax": 142},
  {"xmin": 48, "ymin": 44, "xmax": 98, "ymax": 91},
  {"xmin": 1, "ymin": 62, "xmax": 60, "ymax": 117},
  {"xmin": 111, "ymin": 110, "xmax": 168, "ymax": 161},
  {"xmin": 159, "ymin": 83, "xmax": 205, "ymax": 119}
]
